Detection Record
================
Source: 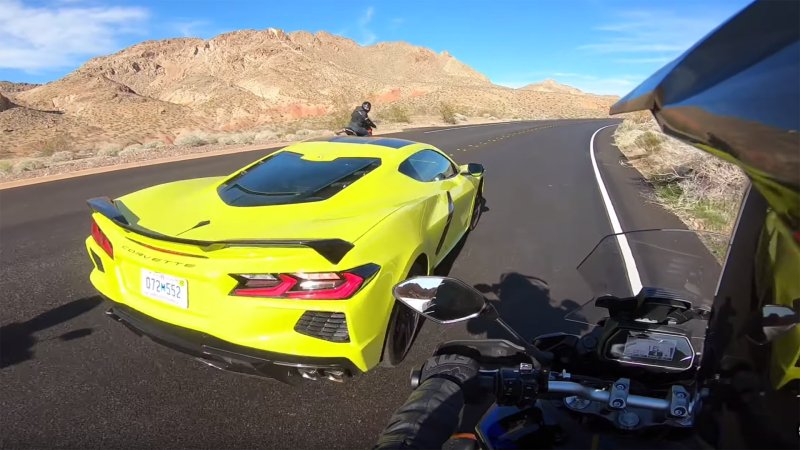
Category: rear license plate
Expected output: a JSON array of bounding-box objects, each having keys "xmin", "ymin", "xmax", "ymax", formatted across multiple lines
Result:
[{"xmin": 141, "ymin": 269, "xmax": 188, "ymax": 308}]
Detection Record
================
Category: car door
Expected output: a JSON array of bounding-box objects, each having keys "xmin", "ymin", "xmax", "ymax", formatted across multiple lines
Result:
[{"xmin": 398, "ymin": 149, "xmax": 475, "ymax": 261}]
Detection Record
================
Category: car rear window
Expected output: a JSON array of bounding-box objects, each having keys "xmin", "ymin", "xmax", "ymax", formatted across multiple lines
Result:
[{"xmin": 218, "ymin": 152, "xmax": 381, "ymax": 206}]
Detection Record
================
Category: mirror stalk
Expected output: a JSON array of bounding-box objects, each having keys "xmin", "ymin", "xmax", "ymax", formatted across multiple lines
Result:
[{"xmin": 482, "ymin": 303, "xmax": 554, "ymax": 364}]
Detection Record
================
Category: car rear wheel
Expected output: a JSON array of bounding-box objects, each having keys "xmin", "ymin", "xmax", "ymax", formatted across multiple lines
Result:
[
  {"xmin": 381, "ymin": 262, "xmax": 426, "ymax": 367},
  {"xmin": 469, "ymin": 182, "xmax": 484, "ymax": 231}
]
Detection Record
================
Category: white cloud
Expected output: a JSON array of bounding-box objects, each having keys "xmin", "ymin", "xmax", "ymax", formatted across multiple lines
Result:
[
  {"xmin": 358, "ymin": 6, "xmax": 376, "ymax": 45},
  {"xmin": 0, "ymin": 0, "xmax": 149, "ymax": 71},
  {"xmin": 614, "ymin": 57, "xmax": 674, "ymax": 65},
  {"xmin": 580, "ymin": 9, "xmax": 726, "ymax": 60},
  {"xmin": 172, "ymin": 19, "xmax": 211, "ymax": 38}
]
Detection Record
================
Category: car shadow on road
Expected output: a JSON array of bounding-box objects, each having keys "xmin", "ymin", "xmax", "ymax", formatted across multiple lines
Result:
[
  {"xmin": 467, "ymin": 272, "xmax": 588, "ymax": 341},
  {"xmin": 0, "ymin": 296, "xmax": 102, "ymax": 369}
]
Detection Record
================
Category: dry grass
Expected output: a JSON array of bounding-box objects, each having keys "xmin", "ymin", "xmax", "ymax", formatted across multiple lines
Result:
[
  {"xmin": 378, "ymin": 104, "xmax": 411, "ymax": 123},
  {"xmin": 38, "ymin": 135, "xmax": 72, "ymax": 157},
  {"xmin": 175, "ymin": 132, "xmax": 218, "ymax": 147},
  {"xmin": 440, "ymin": 102, "xmax": 457, "ymax": 124},
  {"xmin": 97, "ymin": 143, "xmax": 123, "ymax": 157},
  {"xmin": 614, "ymin": 118, "xmax": 747, "ymax": 237},
  {"xmin": 50, "ymin": 151, "xmax": 74, "ymax": 163},
  {"xmin": 13, "ymin": 158, "xmax": 45, "ymax": 173},
  {"xmin": 254, "ymin": 130, "xmax": 278, "ymax": 143},
  {"xmin": 217, "ymin": 132, "xmax": 255, "ymax": 145},
  {"xmin": 0, "ymin": 160, "xmax": 12, "ymax": 174},
  {"xmin": 323, "ymin": 98, "xmax": 354, "ymax": 131}
]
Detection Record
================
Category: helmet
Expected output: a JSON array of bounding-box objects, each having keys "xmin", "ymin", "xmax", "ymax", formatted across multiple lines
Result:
[{"xmin": 361, "ymin": 101, "xmax": 371, "ymax": 112}]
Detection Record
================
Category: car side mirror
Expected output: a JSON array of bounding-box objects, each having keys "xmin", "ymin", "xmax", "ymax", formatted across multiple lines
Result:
[
  {"xmin": 460, "ymin": 163, "xmax": 485, "ymax": 176},
  {"xmin": 761, "ymin": 304, "xmax": 800, "ymax": 341},
  {"xmin": 747, "ymin": 304, "xmax": 800, "ymax": 345},
  {"xmin": 393, "ymin": 276, "xmax": 487, "ymax": 324}
]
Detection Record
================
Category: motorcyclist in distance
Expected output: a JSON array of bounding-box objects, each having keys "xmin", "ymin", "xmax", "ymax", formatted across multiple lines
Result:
[{"xmin": 347, "ymin": 101, "xmax": 377, "ymax": 136}]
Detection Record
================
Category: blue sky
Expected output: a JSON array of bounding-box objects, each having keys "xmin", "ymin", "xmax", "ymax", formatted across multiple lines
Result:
[{"xmin": 1, "ymin": 0, "xmax": 752, "ymax": 95}]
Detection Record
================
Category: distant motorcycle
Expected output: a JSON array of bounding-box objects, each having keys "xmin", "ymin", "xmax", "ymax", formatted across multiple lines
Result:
[{"xmin": 335, "ymin": 126, "xmax": 373, "ymax": 137}]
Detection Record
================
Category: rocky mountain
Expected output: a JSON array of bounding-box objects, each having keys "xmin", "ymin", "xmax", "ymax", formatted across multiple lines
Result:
[
  {"xmin": 520, "ymin": 79, "xmax": 584, "ymax": 95},
  {"xmin": 1, "ymin": 29, "xmax": 616, "ymax": 156},
  {"xmin": 0, "ymin": 81, "xmax": 40, "ymax": 94}
]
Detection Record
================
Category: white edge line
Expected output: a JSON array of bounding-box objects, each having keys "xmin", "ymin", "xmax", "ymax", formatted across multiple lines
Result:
[{"xmin": 590, "ymin": 124, "xmax": 643, "ymax": 296}]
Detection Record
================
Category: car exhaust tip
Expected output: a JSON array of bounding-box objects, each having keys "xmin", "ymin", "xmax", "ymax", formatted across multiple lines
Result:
[
  {"xmin": 196, "ymin": 358, "xmax": 229, "ymax": 372},
  {"xmin": 324, "ymin": 370, "xmax": 346, "ymax": 383},
  {"xmin": 297, "ymin": 368, "xmax": 348, "ymax": 382},
  {"xmin": 298, "ymin": 368, "xmax": 320, "ymax": 381}
]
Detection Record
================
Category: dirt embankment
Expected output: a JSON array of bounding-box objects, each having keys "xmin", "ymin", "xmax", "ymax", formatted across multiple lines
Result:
[{"xmin": 613, "ymin": 115, "xmax": 747, "ymax": 239}]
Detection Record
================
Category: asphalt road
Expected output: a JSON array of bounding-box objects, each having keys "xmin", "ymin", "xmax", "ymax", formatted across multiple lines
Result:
[{"xmin": 0, "ymin": 119, "xmax": 702, "ymax": 448}]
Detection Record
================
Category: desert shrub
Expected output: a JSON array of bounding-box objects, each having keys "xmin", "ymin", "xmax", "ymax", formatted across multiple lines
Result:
[
  {"xmin": 0, "ymin": 160, "xmax": 12, "ymax": 174},
  {"xmin": 97, "ymin": 144, "xmax": 123, "ymax": 157},
  {"xmin": 75, "ymin": 149, "xmax": 95, "ymax": 159},
  {"xmin": 254, "ymin": 130, "xmax": 278, "ymax": 143},
  {"xmin": 219, "ymin": 132, "xmax": 256, "ymax": 145},
  {"xmin": 440, "ymin": 103, "xmax": 457, "ymax": 124},
  {"xmin": 50, "ymin": 151, "xmax": 74, "ymax": 162},
  {"xmin": 379, "ymin": 105, "xmax": 411, "ymax": 123},
  {"xmin": 324, "ymin": 98, "xmax": 355, "ymax": 130},
  {"xmin": 37, "ymin": 135, "xmax": 71, "ymax": 156},
  {"xmin": 143, "ymin": 141, "xmax": 164, "ymax": 149},
  {"xmin": 123, "ymin": 143, "xmax": 143, "ymax": 153},
  {"xmin": 13, "ymin": 158, "xmax": 45, "ymax": 173},
  {"xmin": 236, "ymin": 132, "xmax": 255, "ymax": 144},
  {"xmin": 633, "ymin": 131, "xmax": 664, "ymax": 153},
  {"xmin": 614, "ymin": 119, "xmax": 747, "ymax": 238},
  {"xmin": 175, "ymin": 133, "xmax": 216, "ymax": 147},
  {"xmin": 217, "ymin": 134, "xmax": 236, "ymax": 145}
]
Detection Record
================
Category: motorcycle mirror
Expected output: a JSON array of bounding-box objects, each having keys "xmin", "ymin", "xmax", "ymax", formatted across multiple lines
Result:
[{"xmin": 393, "ymin": 276, "xmax": 487, "ymax": 324}]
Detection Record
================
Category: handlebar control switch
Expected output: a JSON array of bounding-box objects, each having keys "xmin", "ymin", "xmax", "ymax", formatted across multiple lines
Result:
[
  {"xmin": 608, "ymin": 378, "xmax": 630, "ymax": 410},
  {"xmin": 497, "ymin": 364, "xmax": 540, "ymax": 407},
  {"xmin": 668, "ymin": 385, "xmax": 690, "ymax": 418}
]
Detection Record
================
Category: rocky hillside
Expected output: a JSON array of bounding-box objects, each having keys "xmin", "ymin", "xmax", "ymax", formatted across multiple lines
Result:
[
  {"xmin": 521, "ymin": 79, "xmax": 584, "ymax": 95},
  {"xmin": 2, "ymin": 29, "xmax": 616, "ymax": 157},
  {"xmin": 0, "ymin": 93, "xmax": 17, "ymax": 112}
]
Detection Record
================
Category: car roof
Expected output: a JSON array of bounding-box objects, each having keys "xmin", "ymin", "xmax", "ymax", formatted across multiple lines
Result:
[{"xmin": 281, "ymin": 136, "xmax": 437, "ymax": 163}]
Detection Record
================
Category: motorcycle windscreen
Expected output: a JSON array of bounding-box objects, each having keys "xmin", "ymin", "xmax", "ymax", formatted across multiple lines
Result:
[{"xmin": 566, "ymin": 229, "xmax": 726, "ymax": 325}]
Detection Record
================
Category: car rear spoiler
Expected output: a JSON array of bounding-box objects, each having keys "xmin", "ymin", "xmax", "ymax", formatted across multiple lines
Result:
[{"xmin": 87, "ymin": 197, "xmax": 355, "ymax": 264}]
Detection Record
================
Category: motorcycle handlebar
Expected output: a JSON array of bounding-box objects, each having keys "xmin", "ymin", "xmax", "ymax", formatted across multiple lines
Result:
[
  {"xmin": 476, "ymin": 367, "xmax": 673, "ymax": 412},
  {"xmin": 547, "ymin": 381, "xmax": 671, "ymax": 411}
]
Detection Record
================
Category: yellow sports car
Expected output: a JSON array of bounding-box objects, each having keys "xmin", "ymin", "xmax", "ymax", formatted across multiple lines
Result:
[{"xmin": 86, "ymin": 136, "xmax": 485, "ymax": 381}]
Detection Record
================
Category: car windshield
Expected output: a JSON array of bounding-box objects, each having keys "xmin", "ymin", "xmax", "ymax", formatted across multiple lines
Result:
[
  {"xmin": 566, "ymin": 229, "xmax": 727, "ymax": 325},
  {"xmin": 219, "ymin": 152, "xmax": 380, "ymax": 206}
]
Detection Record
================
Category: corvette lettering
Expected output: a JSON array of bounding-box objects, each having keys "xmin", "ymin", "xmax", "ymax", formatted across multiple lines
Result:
[{"xmin": 122, "ymin": 245, "xmax": 196, "ymax": 268}]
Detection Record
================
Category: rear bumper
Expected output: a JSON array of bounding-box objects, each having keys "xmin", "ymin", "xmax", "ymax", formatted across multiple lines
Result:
[{"xmin": 105, "ymin": 301, "xmax": 360, "ymax": 383}]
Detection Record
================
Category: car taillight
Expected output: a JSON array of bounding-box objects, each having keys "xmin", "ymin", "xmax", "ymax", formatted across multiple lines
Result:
[
  {"xmin": 91, "ymin": 218, "xmax": 114, "ymax": 258},
  {"xmin": 231, "ymin": 264, "xmax": 379, "ymax": 300}
]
